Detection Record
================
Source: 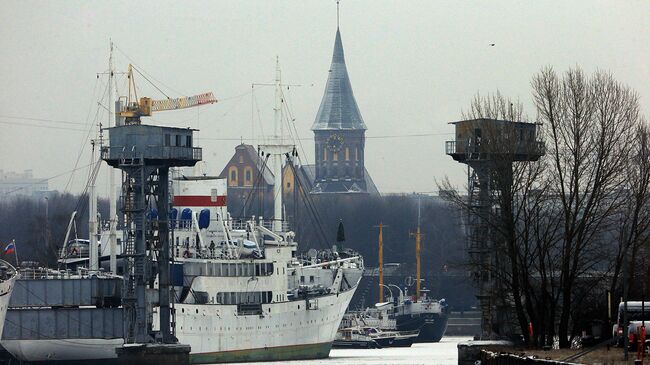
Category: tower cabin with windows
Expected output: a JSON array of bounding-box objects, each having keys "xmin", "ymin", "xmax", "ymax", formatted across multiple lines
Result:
[
  {"xmin": 445, "ymin": 118, "xmax": 544, "ymax": 163},
  {"xmin": 103, "ymin": 124, "xmax": 200, "ymax": 165}
]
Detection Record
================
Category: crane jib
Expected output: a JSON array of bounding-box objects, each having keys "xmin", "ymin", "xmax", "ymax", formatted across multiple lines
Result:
[{"xmin": 151, "ymin": 92, "xmax": 217, "ymax": 112}]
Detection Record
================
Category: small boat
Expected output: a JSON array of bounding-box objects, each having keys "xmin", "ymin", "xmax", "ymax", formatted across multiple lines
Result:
[
  {"xmin": 360, "ymin": 326, "xmax": 420, "ymax": 348},
  {"xmin": 332, "ymin": 327, "xmax": 381, "ymax": 349}
]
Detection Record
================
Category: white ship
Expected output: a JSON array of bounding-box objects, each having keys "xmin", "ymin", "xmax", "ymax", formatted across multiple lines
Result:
[
  {"xmin": 2, "ymin": 174, "xmax": 363, "ymax": 363},
  {"xmin": 162, "ymin": 175, "xmax": 364, "ymax": 363}
]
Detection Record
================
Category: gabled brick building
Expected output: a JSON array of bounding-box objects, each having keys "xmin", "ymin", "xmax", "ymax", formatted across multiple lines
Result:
[{"xmin": 218, "ymin": 144, "xmax": 274, "ymax": 219}]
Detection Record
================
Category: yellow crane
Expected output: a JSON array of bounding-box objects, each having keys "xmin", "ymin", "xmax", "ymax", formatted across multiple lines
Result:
[{"xmin": 118, "ymin": 64, "xmax": 217, "ymax": 124}]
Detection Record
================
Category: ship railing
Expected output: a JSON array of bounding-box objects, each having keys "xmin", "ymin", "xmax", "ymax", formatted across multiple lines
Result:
[
  {"xmin": 260, "ymin": 219, "xmax": 290, "ymax": 232},
  {"xmin": 169, "ymin": 219, "xmax": 194, "ymax": 231},
  {"xmin": 227, "ymin": 219, "xmax": 290, "ymax": 232},
  {"xmin": 18, "ymin": 266, "xmax": 116, "ymax": 280},
  {"xmin": 445, "ymin": 139, "xmax": 545, "ymax": 157},
  {"xmin": 229, "ymin": 220, "xmax": 248, "ymax": 230},
  {"xmin": 296, "ymin": 255, "xmax": 363, "ymax": 270},
  {"xmin": 165, "ymin": 218, "xmax": 290, "ymax": 233},
  {"xmin": 101, "ymin": 146, "xmax": 202, "ymax": 162}
]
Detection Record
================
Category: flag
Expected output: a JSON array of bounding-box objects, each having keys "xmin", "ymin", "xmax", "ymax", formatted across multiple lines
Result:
[{"xmin": 4, "ymin": 241, "xmax": 15, "ymax": 255}]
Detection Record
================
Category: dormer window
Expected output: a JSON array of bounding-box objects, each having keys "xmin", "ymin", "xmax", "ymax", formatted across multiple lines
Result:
[{"xmin": 229, "ymin": 167, "xmax": 238, "ymax": 186}]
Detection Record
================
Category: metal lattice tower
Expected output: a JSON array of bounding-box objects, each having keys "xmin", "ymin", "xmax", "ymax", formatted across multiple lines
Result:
[
  {"xmin": 445, "ymin": 118, "xmax": 544, "ymax": 338},
  {"xmin": 102, "ymin": 124, "xmax": 200, "ymax": 344}
]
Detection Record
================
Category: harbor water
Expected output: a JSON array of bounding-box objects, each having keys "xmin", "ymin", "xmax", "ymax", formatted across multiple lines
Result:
[{"xmin": 229, "ymin": 337, "xmax": 470, "ymax": 365}]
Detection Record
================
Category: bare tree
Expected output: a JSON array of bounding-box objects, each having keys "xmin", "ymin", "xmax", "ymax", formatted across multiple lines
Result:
[
  {"xmin": 443, "ymin": 91, "xmax": 552, "ymax": 341},
  {"xmin": 532, "ymin": 66, "xmax": 641, "ymax": 347},
  {"xmin": 441, "ymin": 69, "xmax": 646, "ymax": 347},
  {"xmin": 462, "ymin": 90, "xmax": 527, "ymax": 122},
  {"xmin": 608, "ymin": 120, "xmax": 650, "ymax": 302}
]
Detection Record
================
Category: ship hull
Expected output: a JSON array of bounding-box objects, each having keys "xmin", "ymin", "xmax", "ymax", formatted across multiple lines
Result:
[
  {"xmin": 1, "ymin": 339, "xmax": 124, "ymax": 363},
  {"xmin": 179, "ymin": 289, "xmax": 355, "ymax": 364},
  {"xmin": 1, "ymin": 340, "xmax": 331, "ymax": 364},
  {"xmin": 191, "ymin": 341, "xmax": 330, "ymax": 363},
  {"xmin": 0, "ymin": 272, "xmax": 15, "ymax": 338},
  {"xmin": 417, "ymin": 313, "xmax": 449, "ymax": 342},
  {"xmin": 1, "ymin": 289, "xmax": 356, "ymax": 363},
  {"xmin": 394, "ymin": 312, "xmax": 448, "ymax": 343}
]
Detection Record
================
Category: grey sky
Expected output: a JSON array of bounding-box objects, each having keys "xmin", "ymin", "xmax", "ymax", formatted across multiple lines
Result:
[{"xmin": 1, "ymin": 1, "xmax": 649, "ymax": 197}]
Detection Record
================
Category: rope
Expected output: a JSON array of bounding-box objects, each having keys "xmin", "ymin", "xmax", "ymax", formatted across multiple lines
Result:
[
  {"xmin": 235, "ymin": 153, "xmax": 271, "ymax": 219},
  {"xmin": 63, "ymin": 76, "xmax": 104, "ymax": 193},
  {"xmin": 285, "ymin": 154, "xmax": 330, "ymax": 249}
]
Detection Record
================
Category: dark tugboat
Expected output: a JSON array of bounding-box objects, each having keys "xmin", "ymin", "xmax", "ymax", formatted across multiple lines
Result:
[
  {"xmin": 360, "ymin": 201, "xmax": 449, "ymax": 343},
  {"xmin": 391, "ymin": 291, "xmax": 449, "ymax": 342}
]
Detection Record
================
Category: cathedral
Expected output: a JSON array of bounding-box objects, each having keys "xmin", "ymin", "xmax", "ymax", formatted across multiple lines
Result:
[
  {"xmin": 220, "ymin": 24, "xmax": 378, "ymax": 219},
  {"xmin": 309, "ymin": 25, "xmax": 376, "ymax": 194}
]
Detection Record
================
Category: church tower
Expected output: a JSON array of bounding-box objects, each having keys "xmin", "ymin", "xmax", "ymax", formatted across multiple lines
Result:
[{"xmin": 311, "ymin": 25, "xmax": 369, "ymax": 194}]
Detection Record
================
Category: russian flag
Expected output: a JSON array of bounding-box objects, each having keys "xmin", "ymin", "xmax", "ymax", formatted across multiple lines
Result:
[{"xmin": 4, "ymin": 241, "xmax": 15, "ymax": 255}]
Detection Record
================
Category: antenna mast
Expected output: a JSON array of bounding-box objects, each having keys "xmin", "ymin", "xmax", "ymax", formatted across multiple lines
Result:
[{"xmin": 337, "ymin": 1, "xmax": 340, "ymax": 28}]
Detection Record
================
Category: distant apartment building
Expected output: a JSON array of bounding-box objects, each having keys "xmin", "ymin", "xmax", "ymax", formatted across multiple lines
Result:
[{"xmin": 0, "ymin": 169, "xmax": 50, "ymax": 198}]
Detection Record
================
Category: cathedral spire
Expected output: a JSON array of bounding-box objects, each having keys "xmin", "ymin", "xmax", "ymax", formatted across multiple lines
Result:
[
  {"xmin": 311, "ymin": 21, "xmax": 366, "ymax": 131},
  {"xmin": 337, "ymin": 0, "xmax": 340, "ymax": 29}
]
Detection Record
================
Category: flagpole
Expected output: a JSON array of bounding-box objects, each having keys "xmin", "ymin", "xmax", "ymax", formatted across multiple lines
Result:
[{"xmin": 12, "ymin": 239, "xmax": 18, "ymax": 267}]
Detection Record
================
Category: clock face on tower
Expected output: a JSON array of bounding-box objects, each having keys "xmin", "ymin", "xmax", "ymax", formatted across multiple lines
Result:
[{"xmin": 326, "ymin": 134, "xmax": 344, "ymax": 152}]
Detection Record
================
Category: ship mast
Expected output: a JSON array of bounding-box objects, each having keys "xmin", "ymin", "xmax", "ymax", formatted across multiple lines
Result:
[
  {"xmin": 273, "ymin": 58, "xmax": 283, "ymax": 232},
  {"xmin": 408, "ymin": 197, "xmax": 424, "ymax": 301},
  {"xmin": 415, "ymin": 197, "xmax": 422, "ymax": 301},
  {"xmin": 89, "ymin": 139, "xmax": 99, "ymax": 271},
  {"xmin": 108, "ymin": 40, "xmax": 118, "ymax": 274},
  {"xmin": 259, "ymin": 57, "xmax": 294, "ymax": 233},
  {"xmin": 377, "ymin": 223, "xmax": 384, "ymax": 302}
]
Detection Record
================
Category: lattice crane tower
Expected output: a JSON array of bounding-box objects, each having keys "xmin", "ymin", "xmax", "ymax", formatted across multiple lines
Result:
[
  {"xmin": 445, "ymin": 118, "xmax": 544, "ymax": 338},
  {"xmin": 102, "ymin": 67, "xmax": 215, "ymax": 344}
]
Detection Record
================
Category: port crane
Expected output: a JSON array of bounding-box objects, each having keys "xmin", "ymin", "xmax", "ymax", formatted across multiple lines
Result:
[{"xmin": 118, "ymin": 64, "xmax": 217, "ymax": 124}]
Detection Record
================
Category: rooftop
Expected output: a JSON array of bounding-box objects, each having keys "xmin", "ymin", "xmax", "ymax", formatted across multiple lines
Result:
[{"xmin": 311, "ymin": 28, "xmax": 367, "ymax": 131}]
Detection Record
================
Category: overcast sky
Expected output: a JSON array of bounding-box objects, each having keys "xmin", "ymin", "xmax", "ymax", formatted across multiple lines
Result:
[{"xmin": 1, "ymin": 1, "xmax": 649, "ymax": 197}]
